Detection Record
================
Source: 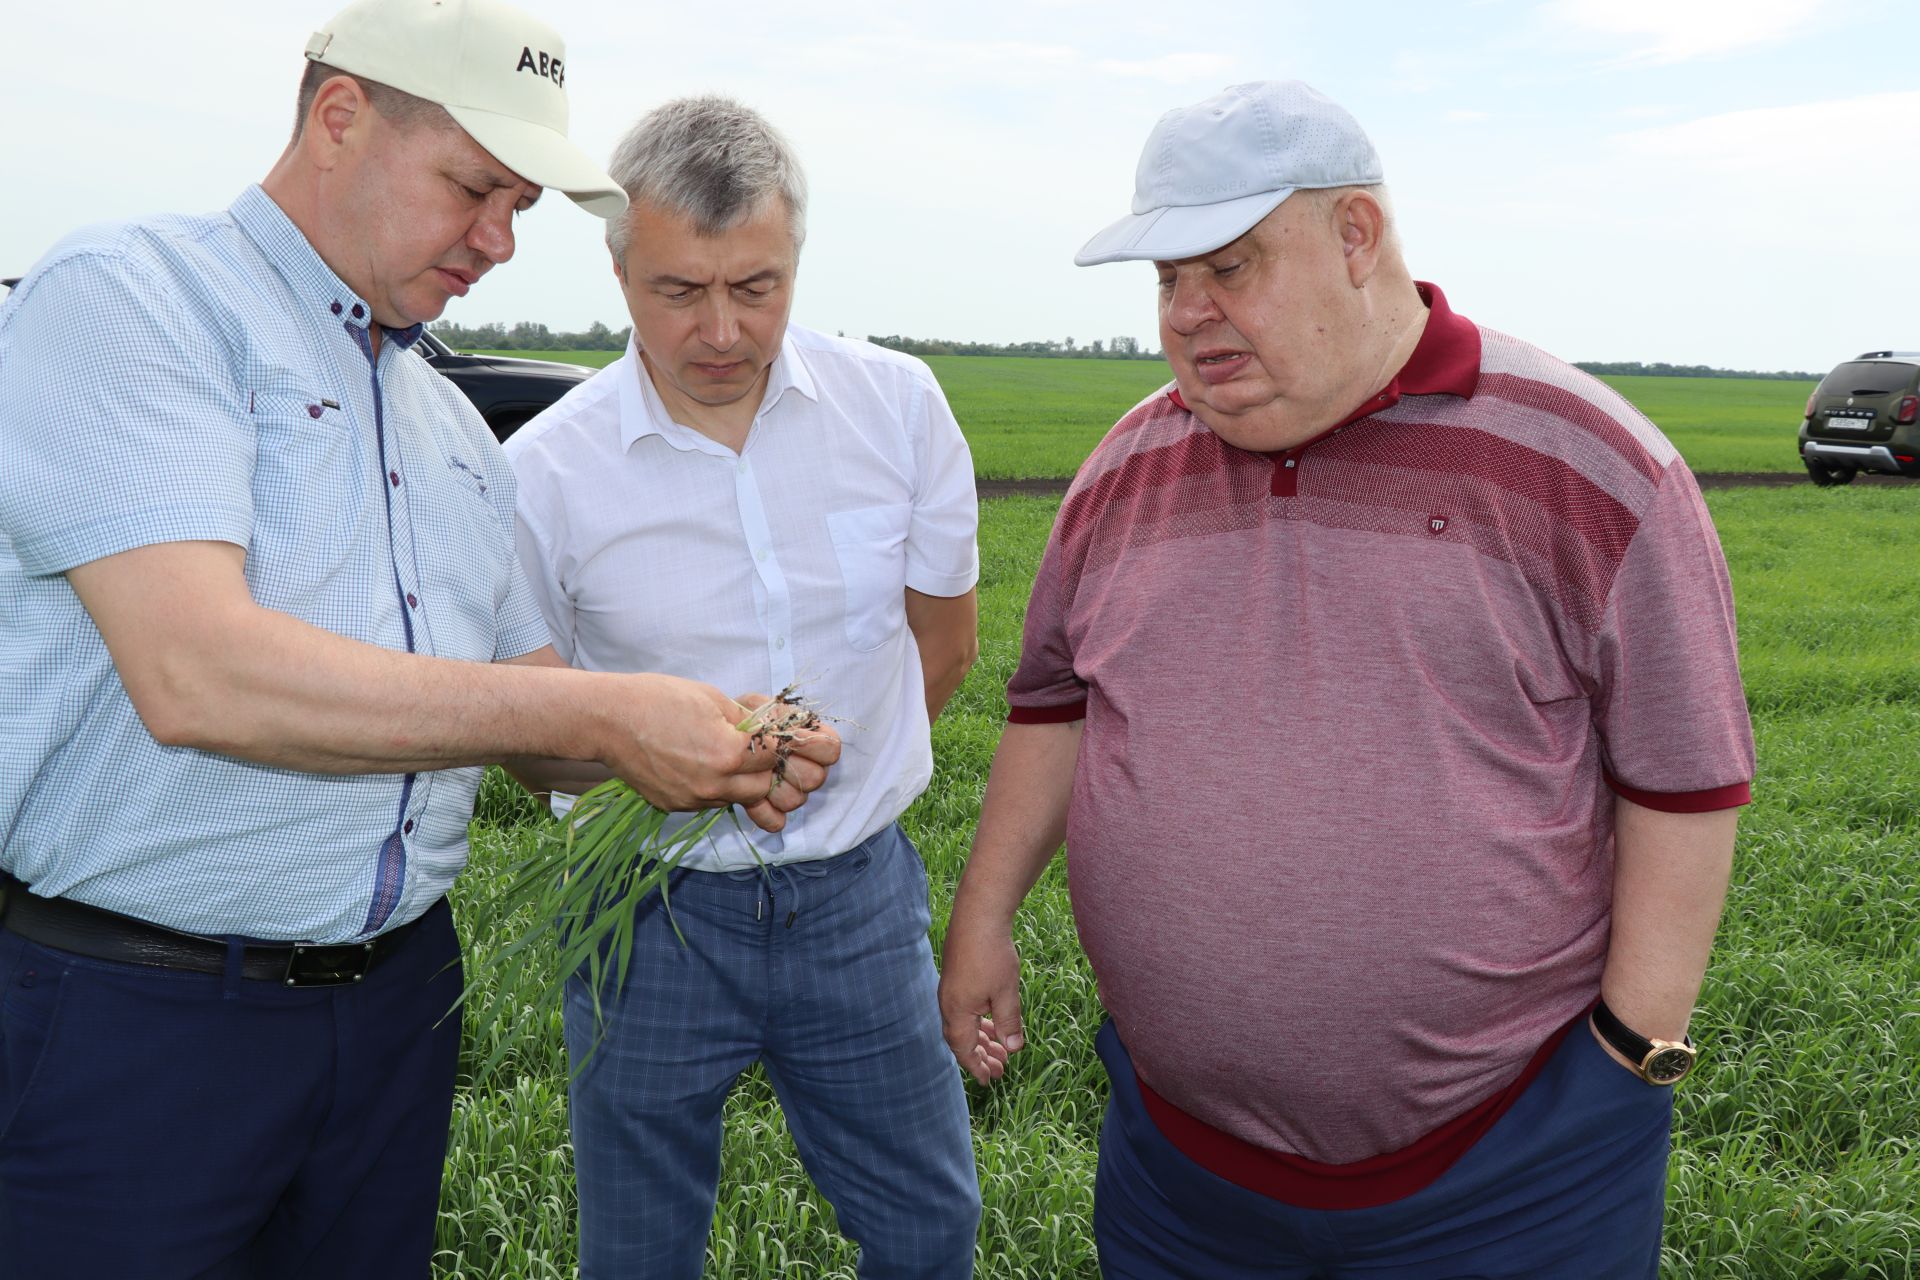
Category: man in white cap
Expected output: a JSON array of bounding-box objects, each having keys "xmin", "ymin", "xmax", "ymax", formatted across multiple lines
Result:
[
  {"xmin": 0, "ymin": 4, "xmax": 835, "ymax": 1276},
  {"xmin": 940, "ymin": 81, "xmax": 1754, "ymax": 1275}
]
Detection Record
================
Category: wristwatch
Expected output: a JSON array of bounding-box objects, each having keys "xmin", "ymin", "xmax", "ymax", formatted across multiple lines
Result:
[{"xmin": 1591, "ymin": 999, "xmax": 1697, "ymax": 1085}]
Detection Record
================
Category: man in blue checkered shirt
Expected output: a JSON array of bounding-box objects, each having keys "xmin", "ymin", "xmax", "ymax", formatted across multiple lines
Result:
[{"xmin": 0, "ymin": 3, "xmax": 837, "ymax": 1276}]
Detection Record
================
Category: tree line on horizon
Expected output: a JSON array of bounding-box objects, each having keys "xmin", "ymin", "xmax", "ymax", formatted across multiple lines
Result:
[{"xmin": 427, "ymin": 320, "xmax": 1817, "ymax": 381}]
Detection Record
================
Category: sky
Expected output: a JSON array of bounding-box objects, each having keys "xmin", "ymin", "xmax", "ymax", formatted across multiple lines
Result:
[{"xmin": 5, "ymin": 0, "xmax": 1916, "ymax": 371}]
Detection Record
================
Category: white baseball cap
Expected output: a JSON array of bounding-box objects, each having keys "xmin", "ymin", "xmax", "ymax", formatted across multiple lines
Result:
[
  {"xmin": 304, "ymin": 0, "xmax": 627, "ymax": 219},
  {"xmin": 1075, "ymin": 81, "xmax": 1382, "ymax": 267}
]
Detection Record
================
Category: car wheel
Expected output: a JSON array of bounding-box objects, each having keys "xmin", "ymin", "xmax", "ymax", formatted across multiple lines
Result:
[{"xmin": 1805, "ymin": 460, "xmax": 1858, "ymax": 487}]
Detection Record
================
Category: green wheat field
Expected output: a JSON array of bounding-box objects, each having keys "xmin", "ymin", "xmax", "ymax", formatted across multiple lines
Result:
[
  {"xmin": 437, "ymin": 357, "xmax": 1914, "ymax": 1278},
  {"xmin": 472, "ymin": 351, "xmax": 1815, "ymax": 479}
]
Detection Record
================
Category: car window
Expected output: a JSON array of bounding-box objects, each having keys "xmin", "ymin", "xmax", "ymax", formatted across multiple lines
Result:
[{"xmin": 1818, "ymin": 362, "xmax": 1918, "ymax": 397}]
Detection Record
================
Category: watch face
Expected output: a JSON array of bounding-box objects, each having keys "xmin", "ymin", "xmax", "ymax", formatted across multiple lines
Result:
[{"xmin": 1645, "ymin": 1047, "xmax": 1695, "ymax": 1084}]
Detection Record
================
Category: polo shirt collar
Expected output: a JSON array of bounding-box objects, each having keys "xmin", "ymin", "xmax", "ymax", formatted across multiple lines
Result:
[
  {"xmin": 1167, "ymin": 280, "xmax": 1480, "ymax": 428},
  {"xmin": 1397, "ymin": 282, "xmax": 1480, "ymax": 399},
  {"xmin": 229, "ymin": 185, "xmax": 423, "ymax": 352},
  {"xmin": 617, "ymin": 329, "xmax": 818, "ymax": 454}
]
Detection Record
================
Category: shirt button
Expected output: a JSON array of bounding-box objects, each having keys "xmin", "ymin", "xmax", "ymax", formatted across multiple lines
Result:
[
  {"xmin": 351, "ymin": 303, "xmax": 365, "ymax": 320},
  {"xmin": 406, "ymin": 593, "xmax": 419, "ymax": 608},
  {"xmin": 755, "ymin": 548, "xmax": 768, "ymax": 562},
  {"xmin": 775, "ymin": 636, "xmax": 786, "ymax": 650},
  {"xmin": 1285, "ymin": 459, "xmax": 1297, "ymax": 469},
  {"xmin": 403, "ymin": 819, "xmax": 414, "ymax": 834},
  {"xmin": 307, "ymin": 404, "xmax": 323, "ymax": 419},
  {"xmin": 736, "ymin": 459, "xmax": 749, "ymax": 474},
  {"xmin": 329, "ymin": 301, "xmax": 343, "ymax": 316},
  {"xmin": 390, "ymin": 470, "xmax": 400, "ymax": 487}
]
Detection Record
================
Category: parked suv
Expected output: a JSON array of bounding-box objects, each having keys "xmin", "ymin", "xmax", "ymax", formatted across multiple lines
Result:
[
  {"xmin": 1798, "ymin": 351, "xmax": 1920, "ymax": 486},
  {"xmin": 2, "ymin": 276, "xmax": 588, "ymax": 443}
]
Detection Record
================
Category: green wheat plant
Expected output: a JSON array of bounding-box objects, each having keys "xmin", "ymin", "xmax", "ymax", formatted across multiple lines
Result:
[{"xmin": 457, "ymin": 692, "xmax": 825, "ymax": 1082}]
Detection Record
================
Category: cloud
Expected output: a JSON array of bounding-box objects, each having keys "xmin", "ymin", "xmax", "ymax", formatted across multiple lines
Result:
[
  {"xmin": 1543, "ymin": 0, "xmax": 1834, "ymax": 64},
  {"xmin": 1388, "ymin": 50, "xmax": 1453, "ymax": 93},
  {"xmin": 1612, "ymin": 90, "xmax": 1920, "ymax": 177},
  {"xmin": 1096, "ymin": 53, "xmax": 1238, "ymax": 83}
]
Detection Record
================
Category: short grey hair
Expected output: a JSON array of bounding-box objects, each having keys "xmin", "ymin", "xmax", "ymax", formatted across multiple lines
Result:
[
  {"xmin": 604, "ymin": 96, "xmax": 808, "ymax": 265},
  {"xmin": 292, "ymin": 61, "xmax": 453, "ymax": 143}
]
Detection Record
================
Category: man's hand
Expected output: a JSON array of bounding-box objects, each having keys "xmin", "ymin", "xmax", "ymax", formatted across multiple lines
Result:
[
  {"xmin": 594, "ymin": 679, "xmax": 841, "ymax": 834},
  {"xmin": 939, "ymin": 916, "xmax": 1024, "ymax": 1085},
  {"xmin": 734, "ymin": 691, "xmax": 843, "ymax": 833}
]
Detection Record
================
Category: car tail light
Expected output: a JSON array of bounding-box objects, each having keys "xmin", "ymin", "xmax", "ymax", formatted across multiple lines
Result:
[
  {"xmin": 1805, "ymin": 393, "xmax": 1818, "ymax": 418},
  {"xmin": 1897, "ymin": 455, "xmax": 1916, "ymax": 464},
  {"xmin": 1896, "ymin": 395, "xmax": 1919, "ymax": 425}
]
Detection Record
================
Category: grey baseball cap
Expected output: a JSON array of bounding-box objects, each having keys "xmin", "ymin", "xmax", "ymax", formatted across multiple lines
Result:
[{"xmin": 1075, "ymin": 81, "xmax": 1382, "ymax": 267}]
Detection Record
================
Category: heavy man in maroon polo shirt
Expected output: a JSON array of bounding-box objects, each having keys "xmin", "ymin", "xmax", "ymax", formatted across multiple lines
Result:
[{"xmin": 938, "ymin": 82, "xmax": 1754, "ymax": 1277}]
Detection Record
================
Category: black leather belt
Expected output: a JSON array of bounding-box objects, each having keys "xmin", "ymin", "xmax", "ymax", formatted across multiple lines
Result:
[{"xmin": 0, "ymin": 874, "xmax": 429, "ymax": 987}]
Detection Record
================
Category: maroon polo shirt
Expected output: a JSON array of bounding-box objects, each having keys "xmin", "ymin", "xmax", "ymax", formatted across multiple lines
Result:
[{"xmin": 1007, "ymin": 283, "xmax": 1753, "ymax": 1207}]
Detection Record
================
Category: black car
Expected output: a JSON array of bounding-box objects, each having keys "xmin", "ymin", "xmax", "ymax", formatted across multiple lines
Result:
[
  {"xmin": 2, "ymin": 276, "xmax": 589, "ymax": 442},
  {"xmin": 414, "ymin": 330, "xmax": 592, "ymax": 440}
]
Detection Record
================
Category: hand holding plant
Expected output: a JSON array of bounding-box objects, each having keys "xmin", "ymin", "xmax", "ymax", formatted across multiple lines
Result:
[{"xmin": 460, "ymin": 688, "xmax": 839, "ymax": 1079}]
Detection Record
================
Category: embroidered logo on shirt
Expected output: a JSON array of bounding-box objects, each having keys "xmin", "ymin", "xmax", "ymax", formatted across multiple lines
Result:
[
  {"xmin": 1428, "ymin": 516, "xmax": 1449, "ymax": 535},
  {"xmin": 448, "ymin": 457, "xmax": 489, "ymax": 495}
]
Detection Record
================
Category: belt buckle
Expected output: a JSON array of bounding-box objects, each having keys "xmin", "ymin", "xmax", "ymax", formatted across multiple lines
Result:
[{"xmin": 283, "ymin": 941, "xmax": 376, "ymax": 987}]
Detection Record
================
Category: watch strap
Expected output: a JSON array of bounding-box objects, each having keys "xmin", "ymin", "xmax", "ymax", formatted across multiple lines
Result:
[{"xmin": 1592, "ymin": 998, "xmax": 1694, "ymax": 1082}]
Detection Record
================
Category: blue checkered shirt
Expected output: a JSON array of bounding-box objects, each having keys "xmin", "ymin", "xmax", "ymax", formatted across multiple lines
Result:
[{"xmin": 0, "ymin": 186, "xmax": 550, "ymax": 943}]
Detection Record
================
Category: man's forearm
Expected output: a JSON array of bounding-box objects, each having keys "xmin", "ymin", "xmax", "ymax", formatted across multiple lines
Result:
[
  {"xmin": 939, "ymin": 716, "xmax": 1082, "ymax": 1079},
  {"xmin": 905, "ymin": 586, "xmax": 979, "ymax": 723},
  {"xmin": 89, "ymin": 566, "xmax": 617, "ymax": 773},
  {"xmin": 950, "ymin": 718, "xmax": 1082, "ymax": 925},
  {"xmin": 1599, "ymin": 796, "xmax": 1740, "ymax": 1044},
  {"xmin": 61, "ymin": 540, "xmax": 826, "ymax": 825}
]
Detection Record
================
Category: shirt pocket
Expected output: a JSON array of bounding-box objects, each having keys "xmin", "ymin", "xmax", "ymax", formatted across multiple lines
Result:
[
  {"xmin": 825, "ymin": 503, "xmax": 912, "ymax": 652},
  {"xmin": 246, "ymin": 392, "xmax": 362, "ymax": 611}
]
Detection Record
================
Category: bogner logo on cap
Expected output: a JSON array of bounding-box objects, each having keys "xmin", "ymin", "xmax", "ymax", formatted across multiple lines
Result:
[{"xmin": 516, "ymin": 46, "xmax": 564, "ymax": 86}]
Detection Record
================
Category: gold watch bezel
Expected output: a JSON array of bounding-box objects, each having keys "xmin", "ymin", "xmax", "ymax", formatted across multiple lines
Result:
[{"xmin": 1637, "ymin": 1039, "xmax": 1697, "ymax": 1086}]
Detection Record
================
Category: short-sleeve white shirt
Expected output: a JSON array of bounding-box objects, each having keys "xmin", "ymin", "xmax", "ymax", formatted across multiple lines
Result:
[{"xmin": 503, "ymin": 324, "xmax": 978, "ymax": 869}]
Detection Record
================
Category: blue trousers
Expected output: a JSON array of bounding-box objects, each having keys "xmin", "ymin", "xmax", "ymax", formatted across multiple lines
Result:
[
  {"xmin": 1094, "ymin": 1018, "xmax": 1672, "ymax": 1279},
  {"xmin": 565, "ymin": 823, "xmax": 980, "ymax": 1279},
  {"xmin": 0, "ymin": 900, "xmax": 461, "ymax": 1280}
]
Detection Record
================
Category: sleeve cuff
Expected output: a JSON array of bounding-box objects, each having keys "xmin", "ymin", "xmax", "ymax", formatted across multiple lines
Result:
[
  {"xmin": 905, "ymin": 558, "xmax": 979, "ymax": 598},
  {"xmin": 14, "ymin": 503, "xmax": 253, "ymax": 577},
  {"xmin": 1604, "ymin": 772, "xmax": 1752, "ymax": 813},
  {"xmin": 1008, "ymin": 700, "xmax": 1087, "ymax": 725}
]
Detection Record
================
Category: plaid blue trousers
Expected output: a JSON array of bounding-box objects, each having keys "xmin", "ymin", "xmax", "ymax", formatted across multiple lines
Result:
[{"xmin": 565, "ymin": 823, "xmax": 979, "ymax": 1278}]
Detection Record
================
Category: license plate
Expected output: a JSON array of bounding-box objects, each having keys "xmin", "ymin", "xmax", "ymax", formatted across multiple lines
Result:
[{"xmin": 1824, "ymin": 414, "xmax": 1873, "ymax": 429}]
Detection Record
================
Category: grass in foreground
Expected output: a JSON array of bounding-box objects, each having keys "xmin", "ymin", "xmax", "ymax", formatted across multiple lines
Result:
[{"xmin": 439, "ymin": 486, "xmax": 1920, "ymax": 1278}]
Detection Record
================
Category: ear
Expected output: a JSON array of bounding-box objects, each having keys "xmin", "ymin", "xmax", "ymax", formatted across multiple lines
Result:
[
  {"xmin": 1335, "ymin": 189, "xmax": 1387, "ymax": 287},
  {"xmin": 299, "ymin": 74, "xmax": 373, "ymax": 171}
]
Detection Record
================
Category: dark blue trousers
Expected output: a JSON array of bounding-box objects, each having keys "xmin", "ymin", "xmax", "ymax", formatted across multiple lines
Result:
[
  {"xmin": 0, "ymin": 900, "xmax": 461, "ymax": 1280},
  {"xmin": 1094, "ymin": 1018, "xmax": 1672, "ymax": 1279}
]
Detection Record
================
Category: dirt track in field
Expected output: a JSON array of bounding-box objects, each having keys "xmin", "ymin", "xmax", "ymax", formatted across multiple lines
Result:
[{"xmin": 975, "ymin": 472, "xmax": 1913, "ymax": 499}]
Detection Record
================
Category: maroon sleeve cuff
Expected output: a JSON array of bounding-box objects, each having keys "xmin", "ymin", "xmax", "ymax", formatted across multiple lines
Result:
[
  {"xmin": 1007, "ymin": 700, "xmax": 1088, "ymax": 725},
  {"xmin": 1604, "ymin": 771, "xmax": 1752, "ymax": 813}
]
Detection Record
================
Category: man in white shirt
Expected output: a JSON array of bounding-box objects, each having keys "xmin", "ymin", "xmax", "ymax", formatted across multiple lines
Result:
[{"xmin": 504, "ymin": 96, "xmax": 982, "ymax": 1278}]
